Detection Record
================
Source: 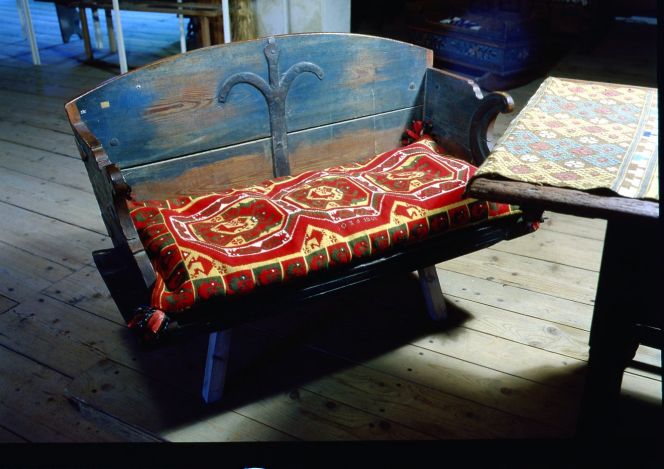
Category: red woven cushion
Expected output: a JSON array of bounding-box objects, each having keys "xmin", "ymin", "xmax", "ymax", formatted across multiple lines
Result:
[{"xmin": 128, "ymin": 138, "xmax": 520, "ymax": 314}]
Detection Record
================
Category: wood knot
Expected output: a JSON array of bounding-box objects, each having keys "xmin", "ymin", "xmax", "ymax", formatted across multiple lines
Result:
[{"xmin": 101, "ymin": 383, "xmax": 114, "ymax": 391}]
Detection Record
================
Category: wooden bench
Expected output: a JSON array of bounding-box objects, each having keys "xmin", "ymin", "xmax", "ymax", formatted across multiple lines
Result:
[{"xmin": 65, "ymin": 33, "xmax": 540, "ymax": 403}]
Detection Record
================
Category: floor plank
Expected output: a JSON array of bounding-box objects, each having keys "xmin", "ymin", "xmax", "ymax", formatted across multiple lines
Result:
[
  {"xmin": 248, "ymin": 295, "xmax": 580, "ymax": 431},
  {"xmin": 0, "ymin": 296, "xmax": 328, "ymax": 441},
  {"xmin": 67, "ymin": 360, "xmax": 297, "ymax": 442},
  {"xmin": 2, "ymin": 293, "xmax": 561, "ymax": 439},
  {"xmin": 39, "ymin": 268, "xmax": 576, "ymax": 436},
  {"xmin": 0, "ymin": 60, "xmax": 112, "ymax": 88},
  {"xmin": 43, "ymin": 265, "xmax": 119, "ymax": 322},
  {"xmin": 39, "ymin": 264, "xmax": 583, "ymax": 438},
  {"xmin": 0, "ymin": 295, "xmax": 194, "ymax": 381},
  {"xmin": 0, "ymin": 141, "xmax": 93, "ymax": 193},
  {"xmin": 0, "ymin": 119, "xmax": 79, "ymax": 157},
  {"xmin": 444, "ymin": 297, "xmax": 659, "ymax": 380},
  {"xmin": 0, "ymin": 294, "xmax": 17, "ymax": 315},
  {"xmin": 490, "ymin": 227, "xmax": 603, "ymax": 271},
  {"xmin": 0, "ymin": 425, "xmax": 27, "ymax": 443},
  {"xmin": 0, "ymin": 240, "xmax": 74, "ymax": 301},
  {"xmin": 0, "ymin": 168, "xmax": 107, "ymax": 234},
  {"xmin": 540, "ymin": 212, "xmax": 607, "ymax": 241},
  {"xmin": 0, "ymin": 202, "xmax": 107, "ymax": 271},
  {"xmin": 439, "ymin": 249, "xmax": 599, "ymax": 305},
  {"xmin": 443, "ymin": 297, "xmax": 591, "ymax": 362},
  {"xmin": 1, "ymin": 88, "xmax": 74, "ymax": 133},
  {"xmin": 0, "ymin": 69, "xmax": 98, "ymax": 100},
  {"xmin": 0, "ymin": 345, "xmax": 121, "ymax": 442},
  {"xmin": 297, "ymin": 356, "xmax": 560, "ymax": 439},
  {"xmin": 436, "ymin": 270, "xmax": 594, "ymax": 330},
  {"xmin": 236, "ymin": 321, "xmax": 562, "ymax": 438}
]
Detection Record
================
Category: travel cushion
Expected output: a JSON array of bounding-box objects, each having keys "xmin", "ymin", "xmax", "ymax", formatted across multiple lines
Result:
[{"xmin": 128, "ymin": 138, "xmax": 520, "ymax": 314}]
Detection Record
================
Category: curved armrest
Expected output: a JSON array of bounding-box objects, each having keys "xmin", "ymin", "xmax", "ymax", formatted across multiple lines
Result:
[
  {"xmin": 469, "ymin": 91, "xmax": 513, "ymax": 165},
  {"xmin": 423, "ymin": 68, "xmax": 514, "ymax": 165}
]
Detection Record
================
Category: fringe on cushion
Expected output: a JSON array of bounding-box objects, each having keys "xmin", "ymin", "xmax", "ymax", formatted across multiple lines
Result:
[{"xmin": 127, "ymin": 306, "xmax": 170, "ymax": 343}]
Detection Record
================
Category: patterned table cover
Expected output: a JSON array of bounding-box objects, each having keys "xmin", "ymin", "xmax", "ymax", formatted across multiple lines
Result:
[{"xmin": 473, "ymin": 77, "xmax": 659, "ymax": 201}]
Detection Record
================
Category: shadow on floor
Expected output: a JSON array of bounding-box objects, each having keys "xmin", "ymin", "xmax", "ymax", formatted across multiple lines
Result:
[
  {"xmin": 67, "ymin": 272, "xmax": 481, "ymax": 438},
  {"xmin": 65, "ymin": 271, "xmax": 631, "ymax": 440}
]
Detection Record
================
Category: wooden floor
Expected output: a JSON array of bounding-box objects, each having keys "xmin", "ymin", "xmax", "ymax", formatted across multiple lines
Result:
[{"xmin": 0, "ymin": 1, "xmax": 660, "ymax": 442}]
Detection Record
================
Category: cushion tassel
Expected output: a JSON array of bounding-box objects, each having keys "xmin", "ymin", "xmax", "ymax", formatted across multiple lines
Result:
[
  {"xmin": 127, "ymin": 306, "xmax": 170, "ymax": 343},
  {"xmin": 401, "ymin": 120, "xmax": 433, "ymax": 146}
]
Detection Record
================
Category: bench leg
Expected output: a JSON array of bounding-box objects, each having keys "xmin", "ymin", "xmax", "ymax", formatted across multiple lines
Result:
[
  {"xmin": 201, "ymin": 17, "xmax": 212, "ymax": 47},
  {"xmin": 79, "ymin": 7, "xmax": 93, "ymax": 61},
  {"xmin": 92, "ymin": 8, "xmax": 104, "ymax": 49},
  {"xmin": 418, "ymin": 266, "xmax": 447, "ymax": 321},
  {"xmin": 104, "ymin": 9, "xmax": 116, "ymax": 53},
  {"xmin": 201, "ymin": 329, "xmax": 232, "ymax": 403}
]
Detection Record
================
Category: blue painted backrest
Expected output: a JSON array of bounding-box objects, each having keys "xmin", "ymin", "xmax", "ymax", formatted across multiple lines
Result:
[{"xmin": 71, "ymin": 33, "xmax": 432, "ymax": 199}]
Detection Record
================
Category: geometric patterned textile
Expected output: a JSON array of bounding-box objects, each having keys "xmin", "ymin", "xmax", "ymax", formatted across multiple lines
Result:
[
  {"xmin": 128, "ymin": 138, "xmax": 521, "ymax": 314},
  {"xmin": 473, "ymin": 77, "xmax": 659, "ymax": 200}
]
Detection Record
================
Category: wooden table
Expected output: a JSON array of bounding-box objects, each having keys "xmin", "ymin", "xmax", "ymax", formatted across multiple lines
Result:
[
  {"xmin": 469, "ymin": 179, "xmax": 660, "ymax": 435},
  {"xmin": 468, "ymin": 77, "xmax": 661, "ymax": 436}
]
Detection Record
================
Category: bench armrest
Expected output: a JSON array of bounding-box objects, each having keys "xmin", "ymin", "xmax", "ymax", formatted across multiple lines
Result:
[
  {"xmin": 424, "ymin": 68, "xmax": 514, "ymax": 165},
  {"xmin": 65, "ymin": 101, "xmax": 157, "ymax": 288}
]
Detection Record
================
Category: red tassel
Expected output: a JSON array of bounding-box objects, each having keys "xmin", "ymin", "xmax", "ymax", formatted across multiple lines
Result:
[
  {"xmin": 127, "ymin": 307, "xmax": 169, "ymax": 343},
  {"xmin": 146, "ymin": 309, "xmax": 167, "ymax": 334},
  {"xmin": 402, "ymin": 120, "xmax": 433, "ymax": 146}
]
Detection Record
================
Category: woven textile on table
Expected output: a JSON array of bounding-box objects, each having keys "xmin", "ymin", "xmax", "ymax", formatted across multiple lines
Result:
[
  {"xmin": 128, "ymin": 137, "xmax": 520, "ymax": 314},
  {"xmin": 473, "ymin": 77, "xmax": 659, "ymax": 200}
]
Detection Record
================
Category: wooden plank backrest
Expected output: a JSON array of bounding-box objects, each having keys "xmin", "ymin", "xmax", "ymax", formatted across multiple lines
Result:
[{"xmin": 68, "ymin": 33, "xmax": 432, "ymax": 200}]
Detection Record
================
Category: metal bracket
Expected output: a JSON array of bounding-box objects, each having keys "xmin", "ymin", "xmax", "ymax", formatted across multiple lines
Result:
[{"xmin": 218, "ymin": 37, "xmax": 324, "ymax": 177}]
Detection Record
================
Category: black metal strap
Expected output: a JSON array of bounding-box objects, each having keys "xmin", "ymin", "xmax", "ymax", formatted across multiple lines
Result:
[{"xmin": 218, "ymin": 37, "xmax": 324, "ymax": 177}]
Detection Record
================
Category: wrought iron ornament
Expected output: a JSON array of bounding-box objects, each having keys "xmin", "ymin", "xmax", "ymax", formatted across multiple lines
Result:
[{"xmin": 218, "ymin": 37, "xmax": 325, "ymax": 177}]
